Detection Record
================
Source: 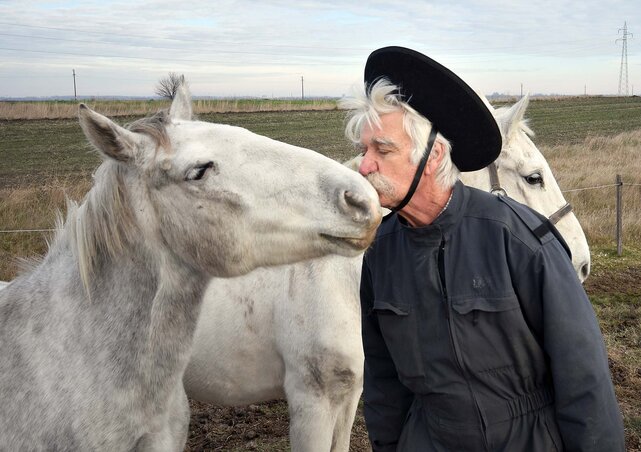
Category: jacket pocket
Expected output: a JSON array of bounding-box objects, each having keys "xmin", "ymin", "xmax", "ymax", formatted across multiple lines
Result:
[
  {"xmin": 450, "ymin": 295, "xmax": 519, "ymax": 315},
  {"xmin": 372, "ymin": 300, "xmax": 410, "ymax": 316},
  {"xmin": 448, "ymin": 295, "xmax": 537, "ymax": 376},
  {"xmin": 372, "ymin": 300, "xmax": 425, "ymax": 380}
]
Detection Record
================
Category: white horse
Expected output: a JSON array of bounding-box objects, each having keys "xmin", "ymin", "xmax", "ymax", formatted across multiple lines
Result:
[
  {"xmin": 183, "ymin": 95, "xmax": 591, "ymax": 452},
  {"xmin": 0, "ymin": 83, "xmax": 382, "ymax": 451},
  {"xmin": 466, "ymin": 96, "xmax": 590, "ymax": 281}
]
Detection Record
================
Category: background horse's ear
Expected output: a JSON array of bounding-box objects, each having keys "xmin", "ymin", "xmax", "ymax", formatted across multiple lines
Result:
[
  {"xmin": 169, "ymin": 76, "xmax": 193, "ymax": 121},
  {"xmin": 78, "ymin": 104, "xmax": 142, "ymax": 162},
  {"xmin": 497, "ymin": 95, "xmax": 530, "ymax": 140}
]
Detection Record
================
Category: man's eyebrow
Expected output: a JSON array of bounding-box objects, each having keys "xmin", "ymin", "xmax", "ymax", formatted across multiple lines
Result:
[{"xmin": 370, "ymin": 137, "xmax": 399, "ymax": 149}]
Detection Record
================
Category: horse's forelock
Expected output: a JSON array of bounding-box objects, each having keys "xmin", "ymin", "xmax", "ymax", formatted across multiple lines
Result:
[{"xmin": 126, "ymin": 110, "xmax": 171, "ymax": 152}]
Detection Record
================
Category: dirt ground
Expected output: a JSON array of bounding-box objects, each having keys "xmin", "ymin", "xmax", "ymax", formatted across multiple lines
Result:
[{"xmin": 186, "ymin": 400, "xmax": 371, "ymax": 451}]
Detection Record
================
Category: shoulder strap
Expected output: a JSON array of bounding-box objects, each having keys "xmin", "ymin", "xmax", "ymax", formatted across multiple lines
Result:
[{"xmin": 497, "ymin": 195, "xmax": 572, "ymax": 260}]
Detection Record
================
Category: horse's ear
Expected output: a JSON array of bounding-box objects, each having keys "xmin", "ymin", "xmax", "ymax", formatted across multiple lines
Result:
[
  {"xmin": 169, "ymin": 76, "xmax": 193, "ymax": 121},
  {"xmin": 78, "ymin": 104, "xmax": 142, "ymax": 162},
  {"xmin": 498, "ymin": 95, "xmax": 530, "ymax": 138}
]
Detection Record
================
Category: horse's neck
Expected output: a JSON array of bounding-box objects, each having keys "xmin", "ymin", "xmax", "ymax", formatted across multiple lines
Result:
[
  {"xmin": 48, "ymin": 207, "xmax": 210, "ymax": 405},
  {"xmin": 92, "ymin": 241, "xmax": 209, "ymax": 390},
  {"xmin": 459, "ymin": 167, "xmax": 491, "ymax": 192}
]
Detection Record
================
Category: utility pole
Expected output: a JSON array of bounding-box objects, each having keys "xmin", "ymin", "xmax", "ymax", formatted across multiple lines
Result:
[
  {"xmin": 72, "ymin": 69, "xmax": 77, "ymax": 101},
  {"xmin": 616, "ymin": 22, "xmax": 633, "ymax": 96},
  {"xmin": 301, "ymin": 76, "xmax": 304, "ymax": 101},
  {"xmin": 520, "ymin": 83, "xmax": 523, "ymax": 98}
]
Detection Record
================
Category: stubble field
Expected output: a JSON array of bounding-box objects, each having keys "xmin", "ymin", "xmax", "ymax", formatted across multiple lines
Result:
[{"xmin": 1, "ymin": 96, "xmax": 641, "ymax": 450}]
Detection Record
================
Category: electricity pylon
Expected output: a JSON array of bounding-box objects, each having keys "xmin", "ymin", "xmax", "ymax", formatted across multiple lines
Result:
[{"xmin": 616, "ymin": 22, "xmax": 633, "ymax": 96}]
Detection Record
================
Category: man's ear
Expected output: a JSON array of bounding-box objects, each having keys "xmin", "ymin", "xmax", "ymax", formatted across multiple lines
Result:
[{"xmin": 424, "ymin": 141, "xmax": 445, "ymax": 175}]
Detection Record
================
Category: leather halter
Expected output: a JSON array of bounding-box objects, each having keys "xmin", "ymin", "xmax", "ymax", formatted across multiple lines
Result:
[{"xmin": 487, "ymin": 162, "xmax": 572, "ymax": 225}]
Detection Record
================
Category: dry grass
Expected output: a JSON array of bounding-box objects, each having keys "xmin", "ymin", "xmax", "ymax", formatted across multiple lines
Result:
[
  {"xmin": 544, "ymin": 129, "xmax": 641, "ymax": 247},
  {"xmin": 0, "ymin": 98, "xmax": 338, "ymax": 120},
  {"xmin": 0, "ymin": 176, "xmax": 91, "ymax": 279}
]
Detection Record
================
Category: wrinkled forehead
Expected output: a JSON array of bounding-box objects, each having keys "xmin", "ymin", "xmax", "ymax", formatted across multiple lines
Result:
[{"xmin": 359, "ymin": 111, "xmax": 409, "ymax": 144}]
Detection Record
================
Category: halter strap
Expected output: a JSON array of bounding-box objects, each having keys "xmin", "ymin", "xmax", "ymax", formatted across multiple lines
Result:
[
  {"xmin": 548, "ymin": 202, "xmax": 573, "ymax": 225},
  {"xmin": 488, "ymin": 162, "xmax": 506, "ymax": 196},
  {"xmin": 392, "ymin": 126, "xmax": 438, "ymax": 212},
  {"xmin": 486, "ymin": 163, "xmax": 573, "ymax": 224}
]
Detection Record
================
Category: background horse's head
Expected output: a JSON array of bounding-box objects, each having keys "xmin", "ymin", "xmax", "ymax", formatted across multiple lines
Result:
[
  {"xmin": 77, "ymin": 82, "xmax": 382, "ymax": 280},
  {"xmin": 464, "ymin": 96, "xmax": 591, "ymax": 281}
]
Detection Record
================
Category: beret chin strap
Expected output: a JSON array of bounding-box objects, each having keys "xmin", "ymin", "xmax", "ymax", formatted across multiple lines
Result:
[{"xmin": 391, "ymin": 126, "xmax": 439, "ymax": 212}]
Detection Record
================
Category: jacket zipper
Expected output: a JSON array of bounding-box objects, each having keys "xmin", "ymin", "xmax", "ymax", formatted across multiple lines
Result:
[{"xmin": 438, "ymin": 237, "xmax": 490, "ymax": 451}]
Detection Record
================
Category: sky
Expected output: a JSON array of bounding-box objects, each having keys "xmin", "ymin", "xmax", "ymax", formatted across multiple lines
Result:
[{"xmin": 0, "ymin": 0, "xmax": 639, "ymax": 98}]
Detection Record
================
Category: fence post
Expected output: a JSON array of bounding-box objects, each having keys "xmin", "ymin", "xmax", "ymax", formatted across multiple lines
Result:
[{"xmin": 616, "ymin": 174, "xmax": 623, "ymax": 256}]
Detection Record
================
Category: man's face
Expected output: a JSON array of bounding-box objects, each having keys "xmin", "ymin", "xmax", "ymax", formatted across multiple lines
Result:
[{"xmin": 357, "ymin": 110, "xmax": 417, "ymax": 208}]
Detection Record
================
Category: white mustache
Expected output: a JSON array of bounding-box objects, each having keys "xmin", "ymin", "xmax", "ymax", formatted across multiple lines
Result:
[{"xmin": 365, "ymin": 172, "xmax": 395, "ymax": 199}]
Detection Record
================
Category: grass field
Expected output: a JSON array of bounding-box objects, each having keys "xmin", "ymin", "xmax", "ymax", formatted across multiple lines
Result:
[{"xmin": 1, "ymin": 95, "xmax": 641, "ymax": 450}]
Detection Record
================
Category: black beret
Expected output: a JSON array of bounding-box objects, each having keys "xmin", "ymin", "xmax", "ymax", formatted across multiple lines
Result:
[{"xmin": 364, "ymin": 46, "xmax": 501, "ymax": 172}]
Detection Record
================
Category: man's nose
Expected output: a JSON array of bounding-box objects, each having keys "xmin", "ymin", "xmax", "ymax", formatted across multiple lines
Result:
[{"xmin": 358, "ymin": 155, "xmax": 376, "ymax": 177}]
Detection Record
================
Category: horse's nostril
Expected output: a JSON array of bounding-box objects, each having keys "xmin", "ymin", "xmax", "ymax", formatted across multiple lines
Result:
[
  {"xmin": 580, "ymin": 262, "xmax": 590, "ymax": 282},
  {"xmin": 342, "ymin": 190, "xmax": 370, "ymax": 221}
]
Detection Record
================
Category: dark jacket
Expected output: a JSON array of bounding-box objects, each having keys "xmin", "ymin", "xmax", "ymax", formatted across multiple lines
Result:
[{"xmin": 360, "ymin": 181, "xmax": 624, "ymax": 451}]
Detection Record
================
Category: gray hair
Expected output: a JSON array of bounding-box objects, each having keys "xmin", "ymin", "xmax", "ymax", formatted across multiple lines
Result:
[{"xmin": 340, "ymin": 78, "xmax": 460, "ymax": 189}]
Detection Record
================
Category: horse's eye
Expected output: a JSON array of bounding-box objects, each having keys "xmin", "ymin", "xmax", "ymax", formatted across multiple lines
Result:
[
  {"xmin": 186, "ymin": 161, "xmax": 214, "ymax": 181},
  {"xmin": 525, "ymin": 172, "xmax": 543, "ymax": 186}
]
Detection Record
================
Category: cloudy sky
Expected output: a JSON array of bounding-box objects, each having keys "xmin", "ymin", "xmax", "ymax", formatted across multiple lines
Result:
[{"xmin": 0, "ymin": 0, "xmax": 638, "ymax": 98}]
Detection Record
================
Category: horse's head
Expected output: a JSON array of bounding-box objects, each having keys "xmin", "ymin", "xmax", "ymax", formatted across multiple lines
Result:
[
  {"xmin": 485, "ymin": 96, "xmax": 591, "ymax": 281},
  {"xmin": 78, "ymin": 82, "xmax": 381, "ymax": 278}
]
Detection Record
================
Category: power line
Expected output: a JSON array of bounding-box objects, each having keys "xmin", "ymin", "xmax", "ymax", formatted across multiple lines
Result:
[
  {"xmin": 616, "ymin": 21, "xmax": 633, "ymax": 96},
  {"xmin": 0, "ymin": 22, "xmax": 366, "ymax": 52},
  {"xmin": 0, "ymin": 32, "xmax": 357, "ymax": 58},
  {"xmin": 0, "ymin": 21, "xmax": 619, "ymax": 58},
  {"xmin": 0, "ymin": 46, "xmax": 341, "ymax": 67}
]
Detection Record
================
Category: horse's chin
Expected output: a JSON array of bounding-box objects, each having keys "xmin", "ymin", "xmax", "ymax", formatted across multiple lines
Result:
[{"xmin": 320, "ymin": 232, "xmax": 375, "ymax": 255}]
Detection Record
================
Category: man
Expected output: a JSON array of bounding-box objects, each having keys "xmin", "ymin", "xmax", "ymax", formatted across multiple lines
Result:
[{"xmin": 344, "ymin": 47, "xmax": 624, "ymax": 451}]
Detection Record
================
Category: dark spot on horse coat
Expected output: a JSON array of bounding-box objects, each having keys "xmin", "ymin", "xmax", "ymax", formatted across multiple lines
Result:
[
  {"xmin": 304, "ymin": 357, "xmax": 325, "ymax": 393},
  {"xmin": 333, "ymin": 366, "xmax": 356, "ymax": 387},
  {"xmin": 239, "ymin": 296, "xmax": 256, "ymax": 334},
  {"xmin": 241, "ymin": 296, "xmax": 254, "ymax": 316},
  {"xmin": 303, "ymin": 353, "xmax": 358, "ymax": 405}
]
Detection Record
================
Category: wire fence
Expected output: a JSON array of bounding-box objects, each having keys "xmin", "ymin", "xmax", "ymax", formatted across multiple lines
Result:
[
  {"xmin": 2, "ymin": 176, "xmax": 641, "ymax": 255},
  {"xmin": 559, "ymin": 176, "xmax": 641, "ymax": 256},
  {"xmin": 0, "ymin": 228, "xmax": 56, "ymax": 233}
]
